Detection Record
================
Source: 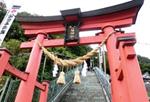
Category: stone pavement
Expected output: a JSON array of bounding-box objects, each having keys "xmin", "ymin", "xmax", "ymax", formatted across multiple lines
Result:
[{"xmin": 60, "ymin": 71, "xmax": 107, "ymax": 102}]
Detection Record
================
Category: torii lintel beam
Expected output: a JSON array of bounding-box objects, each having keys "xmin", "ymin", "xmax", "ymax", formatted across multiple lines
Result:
[
  {"xmin": 17, "ymin": 0, "xmax": 143, "ymax": 37},
  {"xmin": 20, "ymin": 35, "xmax": 105, "ymax": 48},
  {"xmin": 20, "ymin": 33, "xmax": 135, "ymax": 49}
]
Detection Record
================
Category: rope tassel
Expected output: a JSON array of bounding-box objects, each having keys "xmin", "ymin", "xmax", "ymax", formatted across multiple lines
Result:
[
  {"xmin": 73, "ymin": 69, "xmax": 81, "ymax": 84},
  {"xmin": 57, "ymin": 71, "xmax": 66, "ymax": 85}
]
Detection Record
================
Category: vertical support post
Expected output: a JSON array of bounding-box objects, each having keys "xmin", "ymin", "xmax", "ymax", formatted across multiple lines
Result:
[
  {"xmin": 90, "ymin": 58, "xmax": 93, "ymax": 68},
  {"xmin": 103, "ymin": 26, "xmax": 148, "ymax": 102},
  {"xmin": 118, "ymin": 41, "xmax": 148, "ymax": 102},
  {"xmin": 102, "ymin": 45, "xmax": 107, "ymax": 74},
  {"xmin": 103, "ymin": 26, "xmax": 123, "ymax": 102},
  {"xmin": 15, "ymin": 34, "xmax": 45, "ymax": 102},
  {"xmin": 0, "ymin": 77, "xmax": 10, "ymax": 102},
  {"xmin": 39, "ymin": 81, "xmax": 49, "ymax": 102},
  {"xmin": 0, "ymin": 49, "xmax": 10, "ymax": 76},
  {"xmin": 98, "ymin": 47, "xmax": 102, "ymax": 69},
  {"xmin": 41, "ymin": 56, "xmax": 47, "ymax": 81}
]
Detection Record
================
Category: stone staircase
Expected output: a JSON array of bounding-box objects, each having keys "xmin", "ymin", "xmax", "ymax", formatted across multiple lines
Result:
[{"xmin": 60, "ymin": 71, "xmax": 107, "ymax": 102}]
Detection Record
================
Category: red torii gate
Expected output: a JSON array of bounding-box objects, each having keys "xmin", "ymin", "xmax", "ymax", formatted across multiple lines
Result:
[{"xmin": 0, "ymin": 0, "xmax": 148, "ymax": 102}]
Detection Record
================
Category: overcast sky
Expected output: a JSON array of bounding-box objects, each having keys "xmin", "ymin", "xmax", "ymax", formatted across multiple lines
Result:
[{"xmin": 3, "ymin": 0, "xmax": 150, "ymax": 58}]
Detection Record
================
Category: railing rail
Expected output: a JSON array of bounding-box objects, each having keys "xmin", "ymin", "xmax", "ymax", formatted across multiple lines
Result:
[
  {"xmin": 48, "ymin": 65, "xmax": 82, "ymax": 102},
  {"xmin": 94, "ymin": 67, "xmax": 111, "ymax": 102},
  {"xmin": 0, "ymin": 76, "xmax": 11, "ymax": 102}
]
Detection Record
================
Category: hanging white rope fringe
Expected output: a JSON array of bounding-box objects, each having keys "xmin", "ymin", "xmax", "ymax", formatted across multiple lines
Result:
[
  {"xmin": 52, "ymin": 64, "xmax": 58, "ymax": 77},
  {"xmin": 52, "ymin": 70, "xmax": 57, "ymax": 77},
  {"xmin": 82, "ymin": 61, "xmax": 88, "ymax": 77}
]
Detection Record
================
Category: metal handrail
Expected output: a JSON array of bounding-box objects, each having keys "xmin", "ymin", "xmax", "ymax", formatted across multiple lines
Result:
[
  {"xmin": 48, "ymin": 65, "xmax": 82, "ymax": 102},
  {"xmin": 94, "ymin": 67, "xmax": 111, "ymax": 102}
]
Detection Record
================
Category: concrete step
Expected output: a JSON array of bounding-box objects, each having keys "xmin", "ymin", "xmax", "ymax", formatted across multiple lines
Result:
[{"xmin": 59, "ymin": 71, "xmax": 107, "ymax": 102}]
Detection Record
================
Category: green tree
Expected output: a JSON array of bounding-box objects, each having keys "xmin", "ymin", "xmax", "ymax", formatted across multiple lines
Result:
[
  {"xmin": 17, "ymin": 12, "xmax": 31, "ymax": 16},
  {"xmin": 0, "ymin": 10, "xmax": 93, "ymax": 81},
  {"xmin": 6, "ymin": 21, "xmax": 26, "ymax": 41},
  {"xmin": 2, "ymin": 39, "xmax": 21, "ymax": 55},
  {"xmin": 66, "ymin": 46, "xmax": 92, "ymax": 56},
  {"xmin": 2, "ymin": 39, "xmax": 29, "ymax": 71},
  {"xmin": 137, "ymin": 55, "xmax": 150, "ymax": 74},
  {"xmin": 0, "ymin": 8, "xmax": 6, "ymax": 22}
]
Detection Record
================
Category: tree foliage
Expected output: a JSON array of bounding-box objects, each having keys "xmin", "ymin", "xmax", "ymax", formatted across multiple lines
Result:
[
  {"xmin": 137, "ymin": 55, "xmax": 150, "ymax": 74},
  {"xmin": 3, "ymin": 39, "xmax": 21, "ymax": 55},
  {"xmin": 0, "ymin": 10, "xmax": 93, "ymax": 81},
  {"xmin": 0, "ymin": 8, "xmax": 5, "ymax": 21},
  {"xmin": 6, "ymin": 21, "xmax": 26, "ymax": 41}
]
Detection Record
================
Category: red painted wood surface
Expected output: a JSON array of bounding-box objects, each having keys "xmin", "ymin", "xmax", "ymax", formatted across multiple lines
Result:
[
  {"xmin": 103, "ymin": 26, "xmax": 148, "ymax": 102},
  {"xmin": 0, "ymin": 49, "xmax": 10, "ymax": 76},
  {"xmin": 20, "ymin": 8, "xmax": 137, "ymax": 36},
  {"xmin": 118, "ymin": 41, "xmax": 148, "ymax": 102},
  {"xmin": 20, "ymin": 35, "xmax": 105, "ymax": 49},
  {"xmin": 6, "ymin": 63, "xmax": 28, "ymax": 81},
  {"xmin": 0, "ymin": 49, "xmax": 46, "ymax": 92},
  {"xmin": 15, "ymin": 34, "xmax": 45, "ymax": 102},
  {"xmin": 39, "ymin": 82, "xmax": 49, "ymax": 102}
]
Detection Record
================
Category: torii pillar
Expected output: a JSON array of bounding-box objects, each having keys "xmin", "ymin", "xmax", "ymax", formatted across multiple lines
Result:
[
  {"xmin": 103, "ymin": 26, "xmax": 148, "ymax": 102},
  {"xmin": 15, "ymin": 34, "xmax": 46, "ymax": 102}
]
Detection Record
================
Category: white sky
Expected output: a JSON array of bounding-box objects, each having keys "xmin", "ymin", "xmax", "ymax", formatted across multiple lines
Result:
[{"xmin": 4, "ymin": 0, "xmax": 150, "ymax": 58}]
